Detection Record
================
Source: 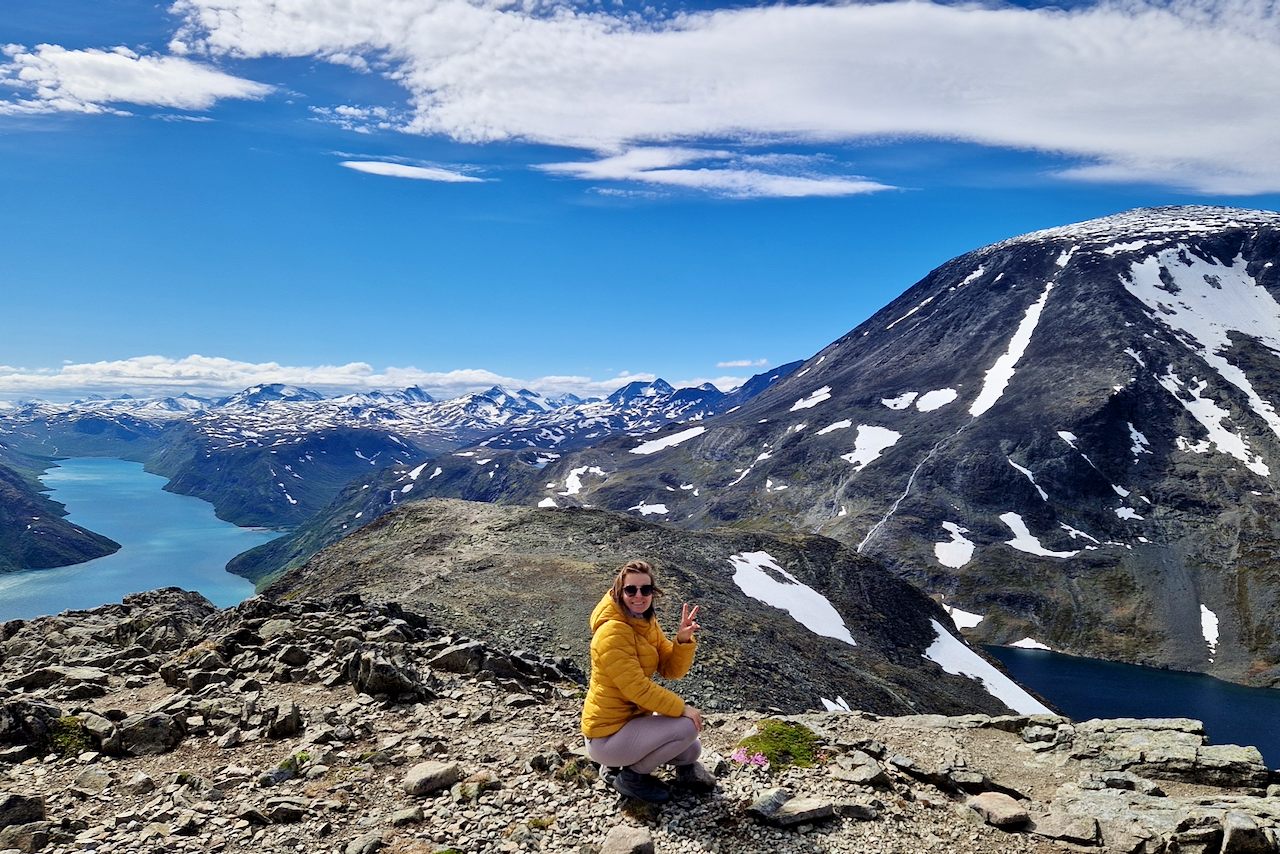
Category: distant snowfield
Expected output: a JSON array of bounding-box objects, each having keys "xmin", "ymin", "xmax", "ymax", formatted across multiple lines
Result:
[
  {"xmin": 558, "ymin": 465, "xmax": 605, "ymax": 495},
  {"xmin": 728, "ymin": 550, "xmax": 856, "ymax": 646},
  {"xmin": 1000, "ymin": 512, "xmax": 1079, "ymax": 558},
  {"xmin": 916, "ymin": 388, "xmax": 958, "ymax": 412},
  {"xmin": 790, "ymin": 387, "xmax": 833, "ymax": 411},
  {"xmin": 1126, "ymin": 249, "xmax": 1280, "ymax": 446},
  {"xmin": 1157, "ymin": 370, "xmax": 1269, "ymax": 476},
  {"xmin": 935, "ymin": 522, "xmax": 976, "ymax": 568},
  {"xmin": 840, "ymin": 425, "xmax": 901, "ymax": 471},
  {"xmin": 1009, "ymin": 638, "xmax": 1051, "ymax": 650},
  {"xmin": 629, "ymin": 502, "xmax": 668, "ymax": 515},
  {"xmin": 1201, "ymin": 604, "xmax": 1219, "ymax": 661},
  {"xmin": 944, "ymin": 601, "xmax": 983, "ymax": 629},
  {"xmin": 630, "ymin": 425, "xmax": 706, "ymax": 455},
  {"xmin": 924, "ymin": 619, "xmax": 1053, "ymax": 714}
]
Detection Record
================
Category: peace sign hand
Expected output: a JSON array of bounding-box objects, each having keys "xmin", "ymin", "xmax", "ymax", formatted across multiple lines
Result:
[{"xmin": 676, "ymin": 603, "xmax": 701, "ymax": 644}]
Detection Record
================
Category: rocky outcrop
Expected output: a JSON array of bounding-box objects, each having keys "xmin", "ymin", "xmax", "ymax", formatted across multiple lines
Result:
[{"xmin": 1, "ymin": 587, "xmax": 1279, "ymax": 854}]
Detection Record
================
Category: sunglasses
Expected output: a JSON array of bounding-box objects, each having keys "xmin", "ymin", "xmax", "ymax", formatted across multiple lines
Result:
[{"xmin": 623, "ymin": 585, "xmax": 654, "ymax": 596}]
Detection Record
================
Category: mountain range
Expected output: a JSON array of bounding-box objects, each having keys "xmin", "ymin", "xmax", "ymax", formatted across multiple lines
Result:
[
  {"xmin": 0, "ymin": 366, "xmax": 796, "ymax": 560},
  {"xmin": 270, "ymin": 206, "xmax": 1280, "ymax": 687}
]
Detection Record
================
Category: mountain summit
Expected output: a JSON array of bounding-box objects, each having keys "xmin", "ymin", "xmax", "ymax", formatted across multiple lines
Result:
[{"xmin": 474, "ymin": 206, "xmax": 1280, "ymax": 683}]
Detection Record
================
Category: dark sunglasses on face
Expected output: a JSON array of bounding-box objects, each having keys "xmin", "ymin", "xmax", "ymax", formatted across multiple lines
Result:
[{"xmin": 623, "ymin": 585, "xmax": 654, "ymax": 596}]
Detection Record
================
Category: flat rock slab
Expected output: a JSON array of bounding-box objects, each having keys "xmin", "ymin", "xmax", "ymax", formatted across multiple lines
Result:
[{"xmin": 968, "ymin": 792, "xmax": 1028, "ymax": 827}]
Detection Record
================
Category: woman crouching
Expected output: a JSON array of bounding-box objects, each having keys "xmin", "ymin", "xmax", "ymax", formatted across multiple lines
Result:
[{"xmin": 581, "ymin": 560, "xmax": 706, "ymax": 803}]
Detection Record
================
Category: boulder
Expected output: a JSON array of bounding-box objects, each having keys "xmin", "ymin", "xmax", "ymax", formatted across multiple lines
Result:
[
  {"xmin": 345, "ymin": 652, "xmax": 434, "ymax": 700},
  {"xmin": 0, "ymin": 820, "xmax": 50, "ymax": 853},
  {"xmin": 117, "ymin": 713, "xmax": 184, "ymax": 756},
  {"xmin": 1221, "ymin": 812, "xmax": 1272, "ymax": 854},
  {"xmin": 0, "ymin": 794, "xmax": 45, "ymax": 829},
  {"xmin": 427, "ymin": 641, "xmax": 487, "ymax": 674},
  {"xmin": 403, "ymin": 761, "xmax": 464, "ymax": 796}
]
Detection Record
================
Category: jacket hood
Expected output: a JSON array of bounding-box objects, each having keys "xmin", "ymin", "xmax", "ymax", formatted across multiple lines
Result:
[{"xmin": 590, "ymin": 591, "xmax": 645, "ymax": 632}]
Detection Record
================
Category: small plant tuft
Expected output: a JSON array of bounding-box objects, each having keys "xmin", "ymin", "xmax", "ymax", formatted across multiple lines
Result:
[
  {"xmin": 732, "ymin": 718, "xmax": 824, "ymax": 770},
  {"xmin": 50, "ymin": 717, "xmax": 94, "ymax": 758}
]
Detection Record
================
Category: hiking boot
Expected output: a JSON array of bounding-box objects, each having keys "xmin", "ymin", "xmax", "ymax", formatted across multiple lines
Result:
[
  {"xmin": 673, "ymin": 762, "xmax": 715, "ymax": 793},
  {"xmin": 599, "ymin": 765, "xmax": 621, "ymax": 787},
  {"xmin": 613, "ymin": 768, "xmax": 670, "ymax": 803}
]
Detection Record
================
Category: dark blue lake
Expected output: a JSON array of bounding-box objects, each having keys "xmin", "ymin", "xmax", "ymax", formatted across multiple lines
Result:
[
  {"xmin": 988, "ymin": 646, "xmax": 1280, "ymax": 768},
  {"xmin": 0, "ymin": 458, "xmax": 280, "ymax": 621}
]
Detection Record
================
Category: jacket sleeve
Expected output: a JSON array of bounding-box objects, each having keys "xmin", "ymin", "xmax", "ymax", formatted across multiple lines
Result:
[
  {"xmin": 656, "ymin": 625, "xmax": 696, "ymax": 680},
  {"xmin": 595, "ymin": 622, "xmax": 686, "ymax": 718}
]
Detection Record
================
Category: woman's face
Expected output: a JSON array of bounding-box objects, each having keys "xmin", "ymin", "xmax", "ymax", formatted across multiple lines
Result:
[{"xmin": 621, "ymin": 572, "xmax": 653, "ymax": 616}]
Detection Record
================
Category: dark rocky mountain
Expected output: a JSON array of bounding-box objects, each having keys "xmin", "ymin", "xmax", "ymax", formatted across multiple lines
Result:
[
  {"xmin": 355, "ymin": 207, "xmax": 1280, "ymax": 686},
  {"xmin": 0, "ymin": 449, "xmax": 118, "ymax": 573},
  {"xmin": 263, "ymin": 497, "xmax": 1051, "ymax": 717}
]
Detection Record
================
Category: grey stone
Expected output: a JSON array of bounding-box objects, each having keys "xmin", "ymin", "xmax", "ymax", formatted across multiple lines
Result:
[
  {"xmin": 835, "ymin": 802, "xmax": 879, "ymax": 821},
  {"xmin": 768, "ymin": 797, "xmax": 837, "ymax": 827},
  {"xmin": 505, "ymin": 694, "xmax": 537, "ymax": 709},
  {"xmin": 600, "ymin": 824, "xmax": 654, "ymax": 854},
  {"xmin": 266, "ymin": 702, "xmax": 302, "ymax": 739},
  {"xmin": 70, "ymin": 767, "xmax": 112, "ymax": 794},
  {"xmin": 427, "ymin": 641, "xmax": 487, "ymax": 674},
  {"xmin": 402, "ymin": 761, "xmax": 464, "ymax": 796},
  {"xmin": 967, "ymin": 792, "xmax": 1028, "ymax": 827},
  {"xmin": 345, "ymin": 652, "xmax": 433, "ymax": 700},
  {"xmin": 122, "ymin": 773, "xmax": 155, "ymax": 796},
  {"xmin": 390, "ymin": 807, "xmax": 422, "ymax": 827},
  {"xmin": 117, "ymin": 713, "xmax": 183, "ymax": 756},
  {"xmin": 0, "ymin": 795, "xmax": 44, "ymax": 830},
  {"xmin": 747, "ymin": 788, "xmax": 792, "ymax": 820},
  {"xmin": 216, "ymin": 728, "xmax": 241, "ymax": 749},
  {"xmin": 265, "ymin": 798, "xmax": 308, "ymax": 823},
  {"xmin": 8, "ymin": 667, "xmax": 108, "ymax": 692},
  {"xmin": 1029, "ymin": 810, "xmax": 1099, "ymax": 845},
  {"xmin": 345, "ymin": 829, "xmax": 384, "ymax": 854}
]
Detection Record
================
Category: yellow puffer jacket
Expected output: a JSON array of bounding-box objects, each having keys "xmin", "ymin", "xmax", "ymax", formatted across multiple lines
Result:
[{"xmin": 580, "ymin": 592, "xmax": 696, "ymax": 738}]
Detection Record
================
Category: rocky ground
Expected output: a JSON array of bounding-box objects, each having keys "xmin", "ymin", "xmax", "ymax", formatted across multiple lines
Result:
[{"xmin": 1, "ymin": 589, "xmax": 1278, "ymax": 854}]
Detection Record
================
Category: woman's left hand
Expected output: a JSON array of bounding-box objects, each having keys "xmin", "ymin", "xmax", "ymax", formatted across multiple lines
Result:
[{"xmin": 676, "ymin": 603, "xmax": 701, "ymax": 644}]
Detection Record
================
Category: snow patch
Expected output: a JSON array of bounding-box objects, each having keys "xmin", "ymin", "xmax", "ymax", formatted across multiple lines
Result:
[
  {"xmin": 1008, "ymin": 459, "xmax": 1048, "ymax": 501},
  {"xmin": 880, "ymin": 392, "xmax": 917, "ymax": 410},
  {"xmin": 840, "ymin": 426, "xmax": 901, "ymax": 472},
  {"xmin": 1057, "ymin": 431, "xmax": 1078, "ymax": 449},
  {"xmin": 629, "ymin": 502, "xmax": 669, "ymax": 515},
  {"xmin": 560, "ymin": 466, "xmax": 606, "ymax": 495},
  {"xmin": 820, "ymin": 697, "xmax": 851, "ymax": 713},
  {"xmin": 935, "ymin": 522, "xmax": 976, "ymax": 568},
  {"xmin": 630, "ymin": 425, "xmax": 706, "ymax": 455},
  {"xmin": 1000, "ymin": 512, "xmax": 1079, "ymax": 558},
  {"xmin": 1010, "ymin": 638, "xmax": 1051, "ymax": 650},
  {"xmin": 817, "ymin": 420, "xmax": 852, "ymax": 435},
  {"xmin": 1158, "ymin": 369, "xmax": 1269, "ymax": 476},
  {"xmin": 728, "ymin": 551, "xmax": 856, "ymax": 645},
  {"xmin": 944, "ymin": 602, "xmax": 984, "ymax": 629},
  {"xmin": 916, "ymin": 388, "xmax": 959, "ymax": 412},
  {"xmin": 923, "ymin": 620, "xmax": 1052, "ymax": 714},
  {"xmin": 538, "ymin": 497, "xmax": 557, "ymax": 508},
  {"xmin": 791, "ymin": 387, "xmax": 833, "ymax": 411},
  {"xmin": 970, "ymin": 282, "xmax": 1055, "ymax": 417},
  {"xmin": 1201, "ymin": 604, "xmax": 1219, "ymax": 660}
]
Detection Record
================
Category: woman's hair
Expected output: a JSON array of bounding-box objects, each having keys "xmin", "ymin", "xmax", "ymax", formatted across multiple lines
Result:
[{"xmin": 609, "ymin": 559, "xmax": 664, "ymax": 619}]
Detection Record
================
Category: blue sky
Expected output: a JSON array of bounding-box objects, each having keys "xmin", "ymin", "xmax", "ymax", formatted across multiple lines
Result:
[{"xmin": 4, "ymin": 0, "xmax": 1280, "ymax": 402}]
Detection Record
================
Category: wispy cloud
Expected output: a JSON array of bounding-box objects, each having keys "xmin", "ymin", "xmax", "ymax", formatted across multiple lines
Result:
[
  {"xmin": 717, "ymin": 358, "xmax": 769, "ymax": 368},
  {"xmin": 340, "ymin": 160, "xmax": 484, "ymax": 182},
  {"xmin": 540, "ymin": 148, "xmax": 888, "ymax": 198},
  {"xmin": 0, "ymin": 355, "xmax": 658, "ymax": 401},
  {"xmin": 159, "ymin": 0, "xmax": 1280, "ymax": 194},
  {"xmin": 0, "ymin": 44, "xmax": 271, "ymax": 114}
]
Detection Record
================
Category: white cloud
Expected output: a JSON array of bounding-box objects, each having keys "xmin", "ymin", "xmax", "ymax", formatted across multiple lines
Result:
[
  {"xmin": 540, "ymin": 148, "xmax": 888, "ymax": 198},
  {"xmin": 339, "ymin": 160, "xmax": 484, "ymax": 181},
  {"xmin": 158, "ymin": 0, "xmax": 1280, "ymax": 194},
  {"xmin": 0, "ymin": 44, "xmax": 272, "ymax": 114},
  {"xmin": 717, "ymin": 359, "xmax": 769, "ymax": 368},
  {"xmin": 0, "ymin": 355, "xmax": 659, "ymax": 401}
]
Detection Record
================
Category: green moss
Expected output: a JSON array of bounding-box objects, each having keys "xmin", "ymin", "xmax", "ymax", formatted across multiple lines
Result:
[
  {"xmin": 527, "ymin": 814, "xmax": 555, "ymax": 829},
  {"xmin": 553, "ymin": 755, "xmax": 597, "ymax": 787},
  {"xmin": 733, "ymin": 718, "xmax": 823, "ymax": 770},
  {"xmin": 50, "ymin": 717, "xmax": 95, "ymax": 758}
]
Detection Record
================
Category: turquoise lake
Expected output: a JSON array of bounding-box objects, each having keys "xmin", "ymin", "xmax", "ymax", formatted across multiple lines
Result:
[{"xmin": 0, "ymin": 458, "xmax": 280, "ymax": 621}]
